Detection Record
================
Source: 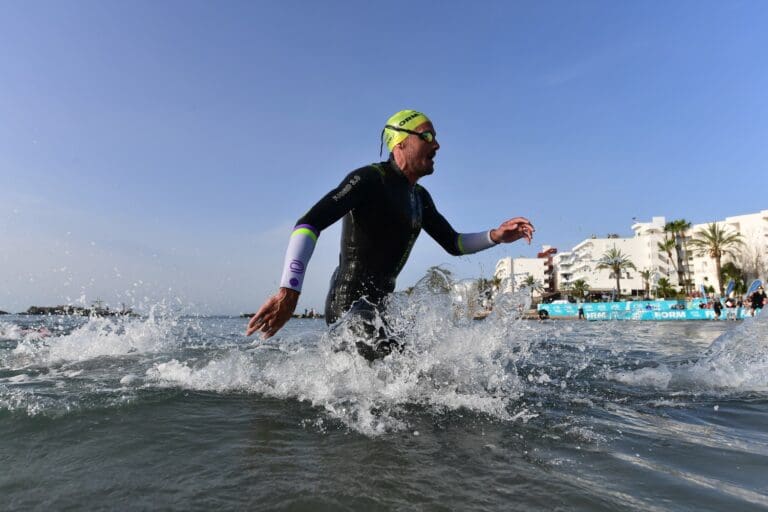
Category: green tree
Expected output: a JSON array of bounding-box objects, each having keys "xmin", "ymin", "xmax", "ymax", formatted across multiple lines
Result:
[
  {"xmin": 688, "ymin": 223, "xmax": 744, "ymax": 296},
  {"xmin": 570, "ymin": 279, "xmax": 590, "ymax": 300},
  {"xmin": 656, "ymin": 237, "xmax": 676, "ymax": 277},
  {"xmin": 665, "ymin": 219, "xmax": 692, "ymax": 293},
  {"xmin": 521, "ymin": 274, "xmax": 544, "ymax": 303},
  {"xmin": 639, "ymin": 269, "xmax": 652, "ymax": 298},
  {"xmin": 720, "ymin": 261, "xmax": 746, "ymax": 296},
  {"xmin": 655, "ymin": 277, "xmax": 676, "ymax": 298},
  {"xmin": 596, "ymin": 246, "xmax": 637, "ymax": 299}
]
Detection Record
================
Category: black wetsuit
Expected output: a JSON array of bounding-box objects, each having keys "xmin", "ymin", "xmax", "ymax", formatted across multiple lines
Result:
[
  {"xmin": 296, "ymin": 159, "xmax": 463, "ymax": 325},
  {"xmin": 713, "ymin": 299, "xmax": 722, "ymax": 317}
]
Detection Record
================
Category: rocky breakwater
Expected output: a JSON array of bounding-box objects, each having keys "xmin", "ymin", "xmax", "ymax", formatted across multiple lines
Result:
[{"xmin": 23, "ymin": 305, "xmax": 136, "ymax": 317}]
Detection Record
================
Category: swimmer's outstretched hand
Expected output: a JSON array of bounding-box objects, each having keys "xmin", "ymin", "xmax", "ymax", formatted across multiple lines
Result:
[
  {"xmin": 490, "ymin": 217, "xmax": 535, "ymax": 245},
  {"xmin": 246, "ymin": 287, "xmax": 299, "ymax": 339}
]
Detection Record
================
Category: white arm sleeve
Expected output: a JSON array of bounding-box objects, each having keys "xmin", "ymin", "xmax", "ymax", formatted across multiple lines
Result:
[
  {"xmin": 457, "ymin": 230, "xmax": 497, "ymax": 254},
  {"xmin": 279, "ymin": 225, "xmax": 318, "ymax": 292}
]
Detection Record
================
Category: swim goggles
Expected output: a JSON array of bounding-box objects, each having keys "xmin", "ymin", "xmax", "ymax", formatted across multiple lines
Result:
[
  {"xmin": 384, "ymin": 125, "xmax": 436, "ymax": 143},
  {"xmin": 380, "ymin": 125, "xmax": 437, "ymax": 156}
]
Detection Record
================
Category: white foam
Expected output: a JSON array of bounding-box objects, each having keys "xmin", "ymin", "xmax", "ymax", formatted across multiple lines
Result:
[
  {"xmin": 120, "ymin": 374, "xmax": 140, "ymax": 386},
  {"xmin": 610, "ymin": 366, "xmax": 673, "ymax": 389},
  {"xmin": 146, "ymin": 351, "xmax": 256, "ymax": 392},
  {"xmin": 0, "ymin": 385, "xmax": 56, "ymax": 416},
  {"xmin": 7, "ymin": 311, "xmax": 180, "ymax": 369},
  {"xmin": 0, "ymin": 321, "xmax": 24, "ymax": 341},
  {"xmin": 144, "ymin": 280, "xmax": 535, "ymax": 436},
  {"xmin": 609, "ymin": 315, "xmax": 768, "ymax": 392}
]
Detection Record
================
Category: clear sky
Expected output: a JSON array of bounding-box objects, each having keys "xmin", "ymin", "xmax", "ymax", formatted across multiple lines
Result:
[{"xmin": 1, "ymin": 1, "xmax": 766, "ymax": 315}]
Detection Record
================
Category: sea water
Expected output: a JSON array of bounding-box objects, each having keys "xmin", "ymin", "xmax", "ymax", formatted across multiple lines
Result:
[{"xmin": 1, "ymin": 281, "xmax": 767, "ymax": 511}]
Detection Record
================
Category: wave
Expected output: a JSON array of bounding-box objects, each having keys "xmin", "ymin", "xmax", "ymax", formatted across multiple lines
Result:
[
  {"xmin": 3, "ymin": 272, "xmax": 766, "ymax": 437},
  {"xmin": 609, "ymin": 314, "xmax": 768, "ymax": 392}
]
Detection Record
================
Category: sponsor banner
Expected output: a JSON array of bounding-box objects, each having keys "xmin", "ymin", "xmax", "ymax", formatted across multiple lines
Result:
[{"xmin": 538, "ymin": 300, "xmax": 753, "ymax": 321}]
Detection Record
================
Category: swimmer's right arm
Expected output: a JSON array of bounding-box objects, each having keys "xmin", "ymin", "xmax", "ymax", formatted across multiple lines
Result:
[
  {"xmin": 246, "ymin": 167, "xmax": 375, "ymax": 339},
  {"xmin": 246, "ymin": 225, "xmax": 316, "ymax": 339},
  {"xmin": 246, "ymin": 288, "xmax": 300, "ymax": 339}
]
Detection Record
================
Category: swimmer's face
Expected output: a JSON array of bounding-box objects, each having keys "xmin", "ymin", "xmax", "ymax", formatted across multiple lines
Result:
[{"xmin": 397, "ymin": 121, "xmax": 439, "ymax": 177}]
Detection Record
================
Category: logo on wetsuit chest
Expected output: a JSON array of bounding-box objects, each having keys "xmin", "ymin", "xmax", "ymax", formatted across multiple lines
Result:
[{"xmin": 332, "ymin": 175, "xmax": 361, "ymax": 201}]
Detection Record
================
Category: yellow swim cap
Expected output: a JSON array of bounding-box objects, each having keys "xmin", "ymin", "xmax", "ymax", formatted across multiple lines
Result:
[{"xmin": 382, "ymin": 109, "xmax": 431, "ymax": 152}]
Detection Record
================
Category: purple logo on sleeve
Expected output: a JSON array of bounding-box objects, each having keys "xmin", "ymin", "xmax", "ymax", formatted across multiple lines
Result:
[
  {"xmin": 289, "ymin": 260, "xmax": 305, "ymax": 274},
  {"xmin": 289, "ymin": 278, "xmax": 299, "ymax": 287}
]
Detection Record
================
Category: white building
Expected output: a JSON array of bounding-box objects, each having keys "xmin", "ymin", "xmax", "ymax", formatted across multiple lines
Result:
[
  {"xmin": 555, "ymin": 236, "xmax": 642, "ymax": 296},
  {"xmin": 501, "ymin": 209, "xmax": 767, "ymax": 299},
  {"xmin": 687, "ymin": 209, "xmax": 768, "ymax": 290},
  {"xmin": 551, "ymin": 217, "xmax": 681, "ymax": 297},
  {"xmin": 494, "ymin": 245, "xmax": 556, "ymax": 298}
]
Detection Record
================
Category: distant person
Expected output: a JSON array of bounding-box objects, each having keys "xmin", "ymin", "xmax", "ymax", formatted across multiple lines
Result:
[
  {"xmin": 712, "ymin": 297, "xmax": 723, "ymax": 320},
  {"xmin": 246, "ymin": 110, "xmax": 535, "ymax": 360},
  {"xmin": 724, "ymin": 297, "xmax": 736, "ymax": 321},
  {"xmin": 750, "ymin": 286, "xmax": 766, "ymax": 316},
  {"xmin": 21, "ymin": 326, "xmax": 51, "ymax": 338}
]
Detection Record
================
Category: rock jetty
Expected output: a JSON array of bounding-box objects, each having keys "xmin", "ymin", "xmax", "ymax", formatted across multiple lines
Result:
[{"xmin": 23, "ymin": 305, "xmax": 136, "ymax": 317}]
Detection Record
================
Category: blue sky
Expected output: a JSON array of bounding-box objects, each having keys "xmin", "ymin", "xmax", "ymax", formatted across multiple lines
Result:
[{"xmin": 1, "ymin": 1, "xmax": 766, "ymax": 314}]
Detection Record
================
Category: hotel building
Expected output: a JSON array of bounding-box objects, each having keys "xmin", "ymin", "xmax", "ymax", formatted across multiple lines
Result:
[{"xmin": 495, "ymin": 210, "xmax": 767, "ymax": 299}]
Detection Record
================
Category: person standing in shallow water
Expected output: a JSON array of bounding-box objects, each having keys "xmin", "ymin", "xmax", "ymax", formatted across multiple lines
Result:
[
  {"xmin": 246, "ymin": 110, "xmax": 535, "ymax": 357},
  {"xmin": 750, "ymin": 286, "xmax": 766, "ymax": 317},
  {"xmin": 712, "ymin": 297, "xmax": 723, "ymax": 320}
]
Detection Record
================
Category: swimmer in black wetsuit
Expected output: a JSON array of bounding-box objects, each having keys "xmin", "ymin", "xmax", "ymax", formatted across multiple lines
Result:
[{"xmin": 246, "ymin": 110, "xmax": 535, "ymax": 358}]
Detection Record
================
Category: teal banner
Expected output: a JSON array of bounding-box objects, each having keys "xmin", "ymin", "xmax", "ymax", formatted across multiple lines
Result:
[{"xmin": 538, "ymin": 300, "xmax": 755, "ymax": 321}]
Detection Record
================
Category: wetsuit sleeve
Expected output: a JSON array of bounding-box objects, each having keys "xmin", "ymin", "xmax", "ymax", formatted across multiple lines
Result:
[
  {"xmin": 420, "ymin": 186, "xmax": 498, "ymax": 256},
  {"xmin": 278, "ymin": 167, "xmax": 380, "ymax": 292}
]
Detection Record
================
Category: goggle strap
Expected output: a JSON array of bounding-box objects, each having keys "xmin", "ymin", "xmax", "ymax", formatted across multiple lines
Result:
[
  {"xmin": 380, "ymin": 125, "xmax": 433, "ymax": 155},
  {"xmin": 379, "ymin": 127, "xmax": 386, "ymax": 157}
]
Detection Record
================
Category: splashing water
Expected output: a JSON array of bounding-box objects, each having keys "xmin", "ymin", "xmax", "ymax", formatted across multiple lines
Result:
[
  {"xmin": 3, "ymin": 271, "xmax": 768, "ymax": 510},
  {"xmin": 145, "ymin": 274, "xmax": 539, "ymax": 435},
  {"xmin": 2, "ymin": 272, "xmax": 766, "ymax": 434},
  {"xmin": 609, "ymin": 313, "xmax": 768, "ymax": 392}
]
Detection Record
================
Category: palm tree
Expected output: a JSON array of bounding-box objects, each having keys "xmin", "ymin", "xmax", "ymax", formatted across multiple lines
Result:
[
  {"xmin": 688, "ymin": 223, "xmax": 744, "ymax": 296},
  {"xmin": 720, "ymin": 261, "xmax": 746, "ymax": 296},
  {"xmin": 639, "ymin": 269, "xmax": 652, "ymax": 298},
  {"xmin": 665, "ymin": 219, "xmax": 692, "ymax": 294},
  {"xmin": 570, "ymin": 279, "xmax": 590, "ymax": 300},
  {"xmin": 521, "ymin": 274, "xmax": 544, "ymax": 303},
  {"xmin": 657, "ymin": 237, "xmax": 676, "ymax": 277},
  {"xmin": 596, "ymin": 246, "xmax": 637, "ymax": 299},
  {"xmin": 655, "ymin": 277, "xmax": 676, "ymax": 298}
]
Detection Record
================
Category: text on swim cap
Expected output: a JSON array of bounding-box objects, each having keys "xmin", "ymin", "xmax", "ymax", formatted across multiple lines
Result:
[{"xmin": 398, "ymin": 112, "xmax": 424, "ymax": 126}]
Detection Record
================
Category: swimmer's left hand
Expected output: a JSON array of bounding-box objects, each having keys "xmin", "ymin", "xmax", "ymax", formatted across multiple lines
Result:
[{"xmin": 491, "ymin": 217, "xmax": 535, "ymax": 245}]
